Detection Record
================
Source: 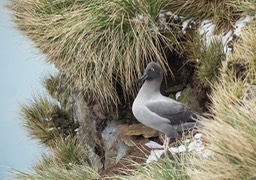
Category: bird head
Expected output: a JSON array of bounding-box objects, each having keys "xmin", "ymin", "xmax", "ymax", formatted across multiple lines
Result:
[{"xmin": 137, "ymin": 62, "xmax": 163, "ymax": 84}]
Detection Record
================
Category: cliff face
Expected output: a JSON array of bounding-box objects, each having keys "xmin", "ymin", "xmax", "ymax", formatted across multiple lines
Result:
[
  {"xmin": 12, "ymin": 0, "xmax": 256, "ymax": 179},
  {"xmin": 71, "ymin": 55, "xmax": 205, "ymax": 172}
]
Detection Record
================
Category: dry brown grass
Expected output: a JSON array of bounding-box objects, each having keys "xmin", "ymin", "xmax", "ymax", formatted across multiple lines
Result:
[
  {"xmin": 111, "ymin": 154, "xmax": 190, "ymax": 180},
  {"xmin": 187, "ymin": 20, "xmax": 256, "ymax": 180},
  {"xmin": 166, "ymin": 0, "xmax": 243, "ymax": 31},
  {"xmin": 10, "ymin": 0, "xmax": 181, "ymax": 114}
]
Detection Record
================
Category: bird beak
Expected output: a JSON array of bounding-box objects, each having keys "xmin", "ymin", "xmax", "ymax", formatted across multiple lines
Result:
[{"xmin": 137, "ymin": 73, "xmax": 148, "ymax": 85}]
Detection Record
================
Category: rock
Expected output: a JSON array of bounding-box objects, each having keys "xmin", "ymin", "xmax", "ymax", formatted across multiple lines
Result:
[
  {"xmin": 117, "ymin": 124, "xmax": 159, "ymax": 146},
  {"xmin": 101, "ymin": 120, "xmax": 128, "ymax": 169},
  {"xmin": 73, "ymin": 94, "xmax": 103, "ymax": 171},
  {"xmin": 99, "ymin": 139, "xmax": 151, "ymax": 178},
  {"xmin": 116, "ymin": 133, "xmax": 145, "ymax": 147},
  {"xmin": 117, "ymin": 123, "xmax": 159, "ymax": 138},
  {"xmin": 93, "ymin": 104, "xmax": 107, "ymax": 120}
]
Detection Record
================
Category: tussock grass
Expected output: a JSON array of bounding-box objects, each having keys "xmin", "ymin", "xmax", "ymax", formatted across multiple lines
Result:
[
  {"xmin": 11, "ymin": 0, "xmax": 180, "ymax": 113},
  {"xmin": 14, "ymin": 157, "xmax": 100, "ymax": 180},
  {"xmin": 20, "ymin": 95, "xmax": 76, "ymax": 146},
  {"xmin": 166, "ymin": 0, "xmax": 242, "ymax": 31},
  {"xmin": 187, "ymin": 21, "xmax": 256, "ymax": 180},
  {"xmin": 187, "ymin": 33, "xmax": 225, "ymax": 87},
  {"xmin": 227, "ymin": 21, "xmax": 256, "ymax": 77},
  {"xmin": 49, "ymin": 136, "xmax": 89, "ymax": 165},
  {"xmin": 187, "ymin": 77, "xmax": 256, "ymax": 179},
  {"xmin": 20, "ymin": 95, "xmax": 62, "ymax": 145},
  {"xmin": 114, "ymin": 154, "xmax": 190, "ymax": 180},
  {"xmin": 241, "ymin": 0, "xmax": 256, "ymax": 16}
]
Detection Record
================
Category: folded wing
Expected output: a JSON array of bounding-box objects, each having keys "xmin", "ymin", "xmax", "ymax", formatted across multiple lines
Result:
[{"xmin": 146, "ymin": 100, "xmax": 195, "ymax": 125}]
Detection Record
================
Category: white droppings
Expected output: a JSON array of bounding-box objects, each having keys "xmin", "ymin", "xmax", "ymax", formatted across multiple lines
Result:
[
  {"xmin": 169, "ymin": 144, "xmax": 186, "ymax": 153},
  {"xmin": 134, "ymin": 11, "xmax": 252, "ymax": 55},
  {"xmin": 159, "ymin": 11, "xmax": 165, "ymax": 18},
  {"xmin": 175, "ymin": 91, "xmax": 182, "ymax": 100},
  {"xmin": 234, "ymin": 16, "xmax": 252, "ymax": 36},
  {"xmin": 194, "ymin": 133, "xmax": 202, "ymax": 140},
  {"xmin": 146, "ymin": 149, "xmax": 165, "ymax": 163},
  {"xmin": 199, "ymin": 20, "xmax": 214, "ymax": 37},
  {"xmin": 182, "ymin": 18, "xmax": 193, "ymax": 33},
  {"xmin": 47, "ymin": 127, "xmax": 55, "ymax": 131},
  {"xmin": 44, "ymin": 117, "xmax": 52, "ymax": 121},
  {"xmin": 137, "ymin": 14, "xmax": 144, "ymax": 20},
  {"xmin": 198, "ymin": 16, "xmax": 252, "ymax": 54},
  {"xmin": 165, "ymin": 11, "xmax": 174, "ymax": 16},
  {"xmin": 145, "ymin": 141, "xmax": 164, "ymax": 149},
  {"xmin": 222, "ymin": 30, "xmax": 233, "ymax": 53},
  {"xmin": 199, "ymin": 20, "xmax": 217, "ymax": 47},
  {"xmin": 146, "ymin": 133, "xmax": 211, "ymax": 163},
  {"xmin": 169, "ymin": 133, "xmax": 211, "ymax": 158},
  {"xmin": 199, "ymin": 20, "xmax": 231, "ymax": 52},
  {"xmin": 160, "ymin": 10, "xmax": 179, "ymax": 20}
]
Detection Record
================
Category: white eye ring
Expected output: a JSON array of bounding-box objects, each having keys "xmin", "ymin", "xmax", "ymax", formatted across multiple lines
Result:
[{"xmin": 150, "ymin": 68, "xmax": 155, "ymax": 71}]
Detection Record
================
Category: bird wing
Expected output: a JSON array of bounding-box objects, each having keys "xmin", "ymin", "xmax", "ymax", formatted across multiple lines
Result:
[{"xmin": 146, "ymin": 100, "xmax": 193, "ymax": 125}]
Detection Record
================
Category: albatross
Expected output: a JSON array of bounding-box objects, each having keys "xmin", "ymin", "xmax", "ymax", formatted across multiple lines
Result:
[{"xmin": 132, "ymin": 62, "xmax": 198, "ymax": 151}]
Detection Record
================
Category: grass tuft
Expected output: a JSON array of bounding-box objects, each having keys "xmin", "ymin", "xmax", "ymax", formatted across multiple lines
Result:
[
  {"xmin": 114, "ymin": 153, "xmax": 190, "ymax": 180},
  {"xmin": 20, "ymin": 95, "xmax": 77, "ymax": 146},
  {"xmin": 14, "ymin": 157, "xmax": 100, "ymax": 180},
  {"xmin": 49, "ymin": 136, "xmax": 89, "ymax": 165},
  {"xmin": 187, "ymin": 33, "xmax": 225, "ymax": 87}
]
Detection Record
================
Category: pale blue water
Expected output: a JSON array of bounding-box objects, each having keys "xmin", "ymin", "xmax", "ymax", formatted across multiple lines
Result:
[{"xmin": 0, "ymin": 1, "xmax": 54, "ymax": 179}]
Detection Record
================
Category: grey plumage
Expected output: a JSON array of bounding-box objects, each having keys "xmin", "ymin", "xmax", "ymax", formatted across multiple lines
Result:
[{"xmin": 132, "ymin": 62, "xmax": 198, "ymax": 150}]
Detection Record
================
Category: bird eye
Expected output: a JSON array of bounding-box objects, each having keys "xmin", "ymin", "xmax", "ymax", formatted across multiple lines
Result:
[{"xmin": 150, "ymin": 68, "xmax": 155, "ymax": 71}]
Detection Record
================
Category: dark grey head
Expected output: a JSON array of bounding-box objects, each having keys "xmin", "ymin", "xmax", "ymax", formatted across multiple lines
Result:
[{"xmin": 138, "ymin": 62, "xmax": 163, "ymax": 83}]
